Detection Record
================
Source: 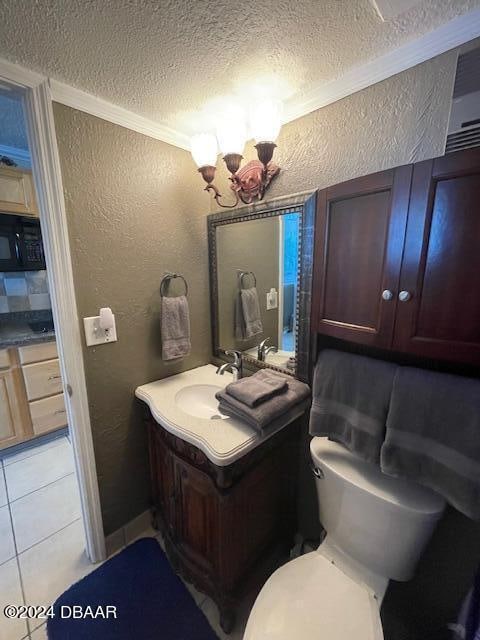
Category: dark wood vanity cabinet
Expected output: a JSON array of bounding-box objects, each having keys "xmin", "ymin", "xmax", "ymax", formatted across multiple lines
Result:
[
  {"xmin": 147, "ymin": 417, "xmax": 301, "ymax": 633},
  {"xmin": 312, "ymin": 148, "xmax": 480, "ymax": 365}
]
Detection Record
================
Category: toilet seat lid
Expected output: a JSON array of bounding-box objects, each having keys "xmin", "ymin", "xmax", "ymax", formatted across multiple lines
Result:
[{"xmin": 244, "ymin": 552, "xmax": 383, "ymax": 640}]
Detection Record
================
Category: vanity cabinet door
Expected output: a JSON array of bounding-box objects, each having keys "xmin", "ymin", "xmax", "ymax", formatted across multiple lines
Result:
[
  {"xmin": 148, "ymin": 425, "xmax": 176, "ymax": 536},
  {"xmin": 393, "ymin": 148, "xmax": 480, "ymax": 364},
  {"xmin": 312, "ymin": 166, "xmax": 412, "ymax": 348},
  {"xmin": 173, "ymin": 457, "xmax": 218, "ymax": 575}
]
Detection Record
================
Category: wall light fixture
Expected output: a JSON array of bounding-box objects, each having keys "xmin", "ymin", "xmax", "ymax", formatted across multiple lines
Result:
[{"xmin": 191, "ymin": 99, "xmax": 281, "ymax": 208}]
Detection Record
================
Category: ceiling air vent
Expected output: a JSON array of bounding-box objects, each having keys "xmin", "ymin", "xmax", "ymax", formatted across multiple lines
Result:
[{"xmin": 446, "ymin": 46, "xmax": 480, "ymax": 154}]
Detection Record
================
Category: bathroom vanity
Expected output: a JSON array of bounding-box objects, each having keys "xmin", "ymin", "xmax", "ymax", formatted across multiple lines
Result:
[{"xmin": 136, "ymin": 365, "xmax": 306, "ymax": 633}]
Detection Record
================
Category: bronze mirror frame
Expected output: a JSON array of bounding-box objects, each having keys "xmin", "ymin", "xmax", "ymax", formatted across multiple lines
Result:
[{"xmin": 207, "ymin": 191, "xmax": 317, "ymax": 382}]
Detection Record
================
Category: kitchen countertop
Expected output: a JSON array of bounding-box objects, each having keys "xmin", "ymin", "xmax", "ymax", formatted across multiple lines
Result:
[
  {"xmin": 0, "ymin": 322, "xmax": 55, "ymax": 348},
  {"xmin": 135, "ymin": 364, "xmax": 307, "ymax": 467}
]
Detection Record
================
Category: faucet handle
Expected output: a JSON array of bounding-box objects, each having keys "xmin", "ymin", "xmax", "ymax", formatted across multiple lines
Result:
[{"xmin": 225, "ymin": 349, "xmax": 242, "ymax": 366}]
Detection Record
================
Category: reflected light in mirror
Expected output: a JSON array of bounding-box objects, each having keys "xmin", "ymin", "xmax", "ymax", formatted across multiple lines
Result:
[{"xmin": 191, "ymin": 133, "xmax": 218, "ymax": 168}]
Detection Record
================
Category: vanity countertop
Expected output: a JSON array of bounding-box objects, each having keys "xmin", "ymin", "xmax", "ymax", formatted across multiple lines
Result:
[{"xmin": 135, "ymin": 364, "xmax": 306, "ymax": 467}]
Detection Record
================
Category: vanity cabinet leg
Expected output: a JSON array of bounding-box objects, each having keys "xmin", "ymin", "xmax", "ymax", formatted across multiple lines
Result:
[{"xmin": 219, "ymin": 606, "xmax": 236, "ymax": 634}]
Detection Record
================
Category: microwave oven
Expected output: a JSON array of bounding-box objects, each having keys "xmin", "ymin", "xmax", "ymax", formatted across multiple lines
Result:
[{"xmin": 0, "ymin": 214, "xmax": 46, "ymax": 272}]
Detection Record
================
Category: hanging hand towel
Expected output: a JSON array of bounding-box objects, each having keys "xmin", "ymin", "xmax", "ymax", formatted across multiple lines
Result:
[
  {"xmin": 240, "ymin": 287, "xmax": 263, "ymax": 338},
  {"xmin": 309, "ymin": 349, "xmax": 397, "ymax": 464},
  {"xmin": 381, "ymin": 366, "xmax": 480, "ymax": 520},
  {"xmin": 161, "ymin": 295, "xmax": 191, "ymax": 361}
]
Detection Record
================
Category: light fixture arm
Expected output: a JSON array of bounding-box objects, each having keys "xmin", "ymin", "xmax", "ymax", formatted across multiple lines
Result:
[{"xmin": 204, "ymin": 182, "xmax": 240, "ymax": 209}]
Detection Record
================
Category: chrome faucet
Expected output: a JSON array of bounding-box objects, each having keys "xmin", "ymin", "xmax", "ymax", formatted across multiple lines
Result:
[
  {"xmin": 257, "ymin": 337, "xmax": 278, "ymax": 362},
  {"xmin": 216, "ymin": 350, "xmax": 243, "ymax": 381}
]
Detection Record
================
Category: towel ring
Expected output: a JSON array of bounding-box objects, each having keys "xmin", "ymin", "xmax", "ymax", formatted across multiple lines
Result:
[
  {"xmin": 239, "ymin": 271, "xmax": 256, "ymax": 288},
  {"xmin": 160, "ymin": 273, "xmax": 188, "ymax": 297}
]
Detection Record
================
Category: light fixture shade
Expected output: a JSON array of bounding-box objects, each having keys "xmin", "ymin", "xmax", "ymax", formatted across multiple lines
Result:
[
  {"xmin": 249, "ymin": 99, "xmax": 283, "ymax": 143},
  {"xmin": 190, "ymin": 133, "xmax": 218, "ymax": 168},
  {"xmin": 215, "ymin": 106, "xmax": 247, "ymax": 155}
]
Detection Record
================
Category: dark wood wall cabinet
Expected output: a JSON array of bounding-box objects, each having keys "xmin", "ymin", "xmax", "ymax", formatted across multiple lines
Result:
[
  {"xmin": 312, "ymin": 148, "xmax": 480, "ymax": 365},
  {"xmin": 147, "ymin": 416, "xmax": 301, "ymax": 633}
]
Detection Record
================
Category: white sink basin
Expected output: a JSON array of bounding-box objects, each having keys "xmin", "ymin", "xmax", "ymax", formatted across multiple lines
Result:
[{"xmin": 174, "ymin": 384, "xmax": 228, "ymax": 420}]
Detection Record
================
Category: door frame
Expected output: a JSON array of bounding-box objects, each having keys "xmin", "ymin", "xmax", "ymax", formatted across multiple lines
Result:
[{"xmin": 0, "ymin": 57, "xmax": 106, "ymax": 562}]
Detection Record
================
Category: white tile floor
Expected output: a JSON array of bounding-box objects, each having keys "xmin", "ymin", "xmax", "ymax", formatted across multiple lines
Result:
[
  {"xmin": 0, "ymin": 435, "xmax": 91, "ymax": 640},
  {"xmin": 0, "ymin": 435, "xmax": 251, "ymax": 640}
]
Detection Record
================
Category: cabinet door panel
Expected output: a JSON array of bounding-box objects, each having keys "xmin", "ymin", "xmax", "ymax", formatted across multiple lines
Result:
[
  {"xmin": 0, "ymin": 368, "xmax": 28, "ymax": 449},
  {"xmin": 148, "ymin": 426, "xmax": 175, "ymax": 535},
  {"xmin": 394, "ymin": 149, "xmax": 480, "ymax": 363},
  {"xmin": 174, "ymin": 458, "xmax": 218, "ymax": 573},
  {"xmin": 313, "ymin": 166, "xmax": 411, "ymax": 347}
]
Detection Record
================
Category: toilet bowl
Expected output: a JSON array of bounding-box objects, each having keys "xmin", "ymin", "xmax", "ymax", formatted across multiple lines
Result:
[{"xmin": 244, "ymin": 437, "xmax": 446, "ymax": 640}]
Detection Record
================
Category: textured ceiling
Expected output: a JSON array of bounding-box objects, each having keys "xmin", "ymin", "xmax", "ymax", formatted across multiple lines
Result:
[{"xmin": 0, "ymin": 0, "xmax": 479, "ymax": 138}]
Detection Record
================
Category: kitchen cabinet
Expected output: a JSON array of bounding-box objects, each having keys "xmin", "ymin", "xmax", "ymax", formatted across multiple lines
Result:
[
  {"xmin": 0, "ymin": 349, "xmax": 32, "ymax": 450},
  {"xmin": 19, "ymin": 341, "xmax": 67, "ymax": 436},
  {"xmin": 0, "ymin": 340, "xmax": 65, "ymax": 450},
  {"xmin": 147, "ymin": 415, "xmax": 300, "ymax": 633},
  {"xmin": 312, "ymin": 148, "xmax": 480, "ymax": 365},
  {"xmin": 0, "ymin": 166, "xmax": 39, "ymax": 217}
]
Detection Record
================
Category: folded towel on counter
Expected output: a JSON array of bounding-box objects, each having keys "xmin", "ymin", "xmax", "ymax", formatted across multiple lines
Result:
[
  {"xmin": 216, "ymin": 375, "xmax": 310, "ymax": 430},
  {"xmin": 381, "ymin": 366, "xmax": 480, "ymax": 520},
  {"xmin": 240, "ymin": 287, "xmax": 263, "ymax": 338},
  {"xmin": 309, "ymin": 350, "xmax": 397, "ymax": 464},
  {"xmin": 219, "ymin": 398, "xmax": 310, "ymax": 434},
  {"xmin": 225, "ymin": 369, "xmax": 288, "ymax": 407},
  {"xmin": 161, "ymin": 295, "xmax": 191, "ymax": 361}
]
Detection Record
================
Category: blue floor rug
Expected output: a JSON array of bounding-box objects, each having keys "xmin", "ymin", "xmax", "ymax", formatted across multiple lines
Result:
[{"xmin": 47, "ymin": 537, "xmax": 218, "ymax": 640}]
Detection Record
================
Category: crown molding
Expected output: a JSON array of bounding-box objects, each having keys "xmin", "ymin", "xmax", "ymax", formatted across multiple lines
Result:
[
  {"xmin": 49, "ymin": 79, "xmax": 191, "ymax": 151},
  {"xmin": 0, "ymin": 144, "xmax": 31, "ymax": 166},
  {"xmin": 283, "ymin": 7, "xmax": 480, "ymax": 125}
]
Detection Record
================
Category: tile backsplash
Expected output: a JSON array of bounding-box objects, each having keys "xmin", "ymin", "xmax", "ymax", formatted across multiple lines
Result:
[{"xmin": 0, "ymin": 271, "xmax": 51, "ymax": 313}]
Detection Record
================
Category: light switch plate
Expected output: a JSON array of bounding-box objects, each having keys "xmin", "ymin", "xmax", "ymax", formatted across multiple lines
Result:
[{"xmin": 83, "ymin": 315, "xmax": 118, "ymax": 346}]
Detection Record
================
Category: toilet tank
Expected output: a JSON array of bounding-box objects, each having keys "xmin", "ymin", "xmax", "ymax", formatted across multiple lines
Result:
[{"xmin": 310, "ymin": 437, "xmax": 446, "ymax": 581}]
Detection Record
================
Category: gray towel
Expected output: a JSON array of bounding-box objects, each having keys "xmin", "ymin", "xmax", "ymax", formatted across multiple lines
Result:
[
  {"xmin": 381, "ymin": 367, "xmax": 480, "ymax": 520},
  {"xmin": 309, "ymin": 350, "xmax": 397, "ymax": 464},
  {"xmin": 218, "ymin": 397, "xmax": 310, "ymax": 433},
  {"xmin": 161, "ymin": 295, "xmax": 191, "ymax": 361},
  {"xmin": 216, "ymin": 375, "xmax": 310, "ymax": 429},
  {"xmin": 234, "ymin": 291, "xmax": 247, "ymax": 341},
  {"xmin": 240, "ymin": 287, "xmax": 263, "ymax": 338},
  {"xmin": 226, "ymin": 369, "xmax": 288, "ymax": 407}
]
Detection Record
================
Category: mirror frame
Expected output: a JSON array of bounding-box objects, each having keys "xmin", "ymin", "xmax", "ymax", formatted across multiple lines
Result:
[{"xmin": 207, "ymin": 191, "xmax": 317, "ymax": 382}]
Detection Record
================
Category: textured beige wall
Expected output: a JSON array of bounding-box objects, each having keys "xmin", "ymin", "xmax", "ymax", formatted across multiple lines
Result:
[
  {"xmin": 212, "ymin": 50, "xmax": 458, "ymax": 209},
  {"xmin": 53, "ymin": 103, "xmax": 210, "ymax": 535}
]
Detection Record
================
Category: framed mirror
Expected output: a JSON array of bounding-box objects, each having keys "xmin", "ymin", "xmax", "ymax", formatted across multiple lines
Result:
[{"xmin": 208, "ymin": 192, "xmax": 317, "ymax": 382}]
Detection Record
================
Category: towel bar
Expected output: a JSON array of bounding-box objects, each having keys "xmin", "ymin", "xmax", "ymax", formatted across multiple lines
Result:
[{"xmin": 160, "ymin": 273, "xmax": 188, "ymax": 297}]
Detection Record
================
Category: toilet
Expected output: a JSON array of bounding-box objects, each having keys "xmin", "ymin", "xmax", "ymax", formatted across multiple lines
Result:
[{"xmin": 244, "ymin": 437, "xmax": 446, "ymax": 639}]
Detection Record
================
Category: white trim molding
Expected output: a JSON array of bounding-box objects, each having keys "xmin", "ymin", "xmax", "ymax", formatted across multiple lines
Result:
[
  {"xmin": 0, "ymin": 58, "xmax": 106, "ymax": 563},
  {"xmin": 0, "ymin": 144, "xmax": 31, "ymax": 166},
  {"xmin": 49, "ymin": 79, "xmax": 190, "ymax": 151},
  {"xmin": 283, "ymin": 7, "xmax": 480, "ymax": 124}
]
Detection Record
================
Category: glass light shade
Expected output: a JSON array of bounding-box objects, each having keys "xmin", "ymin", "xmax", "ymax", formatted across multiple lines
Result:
[
  {"xmin": 190, "ymin": 133, "xmax": 218, "ymax": 168},
  {"xmin": 249, "ymin": 99, "xmax": 282, "ymax": 143},
  {"xmin": 215, "ymin": 106, "xmax": 247, "ymax": 155}
]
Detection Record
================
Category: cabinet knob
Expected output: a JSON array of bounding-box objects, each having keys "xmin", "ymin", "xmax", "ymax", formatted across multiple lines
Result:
[
  {"xmin": 382, "ymin": 290, "xmax": 394, "ymax": 301},
  {"xmin": 398, "ymin": 290, "xmax": 412, "ymax": 302}
]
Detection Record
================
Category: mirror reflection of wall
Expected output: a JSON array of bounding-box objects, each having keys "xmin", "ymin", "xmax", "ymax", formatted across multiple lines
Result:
[{"xmin": 216, "ymin": 210, "xmax": 301, "ymax": 372}]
